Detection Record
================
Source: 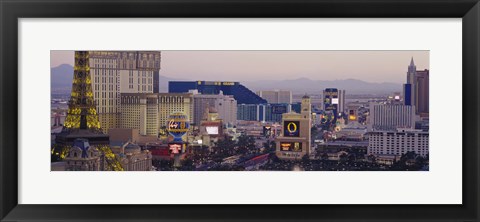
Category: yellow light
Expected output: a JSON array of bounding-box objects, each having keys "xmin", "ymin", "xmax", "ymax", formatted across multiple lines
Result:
[{"xmin": 287, "ymin": 122, "xmax": 297, "ymax": 133}]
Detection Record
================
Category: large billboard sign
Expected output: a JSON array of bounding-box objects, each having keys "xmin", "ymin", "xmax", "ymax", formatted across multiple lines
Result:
[
  {"xmin": 280, "ymin": 142, "xmax": 302, "ymax": 152},
  {"xmin": 283, "ymin": 121, "xmax": 300, "ymax": 137},
  {"xmin": 324, "ymin": 88, "xmax": 339, "ymax": 111}
]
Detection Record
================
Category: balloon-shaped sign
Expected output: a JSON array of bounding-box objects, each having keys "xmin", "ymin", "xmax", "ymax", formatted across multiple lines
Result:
[{"xmin": 167, "ymin": 112, "xmax": 190, "ymax": 142}]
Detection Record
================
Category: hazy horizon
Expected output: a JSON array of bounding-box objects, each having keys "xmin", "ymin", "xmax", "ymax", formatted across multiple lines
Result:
[{"xmin": 51, "ymin": 50, "xmax": 429, "ymax": 84}]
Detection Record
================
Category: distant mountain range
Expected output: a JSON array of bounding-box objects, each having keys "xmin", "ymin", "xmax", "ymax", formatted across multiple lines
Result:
[
  {"xmin": 242, "ymin": 78, "xmax": 402, "ymax": 94},
  {"xmin": 51, "ymin": 64, "xmax": 402, "ymax": 94},
  {"xmin": 51, "ymin": 64, "xmax": 74, "ymax": 94}
]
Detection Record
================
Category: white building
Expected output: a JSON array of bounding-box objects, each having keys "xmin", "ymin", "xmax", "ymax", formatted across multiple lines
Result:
[
  {"xmin": 89, "ymin": 51, "xmax": 161, "ymax": 133},
  {"xmin": 191, "ymin": 90, "xmax": 237, "ymax": 126},
  {"xmin": 367, "ymin": 128, "xmax": 429, "ymax": 157},
  {"xmin": 369, "ymin": 103, "xmax": 415, "ymax": 131},
  {"xmin": 257, "ymin": 90, "xmax": 292, "ymax": 104}
]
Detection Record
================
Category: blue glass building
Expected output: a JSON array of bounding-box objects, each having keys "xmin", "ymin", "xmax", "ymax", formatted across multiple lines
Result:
[
  {"xmin": 291, "ymin": 103, "xmax": 301, "ymax": 113},
  {"xmin": 237, "ymin": 103, "xmax": 290, "ymax": 123},
  {"xmin": 403, "ymin": 83, "xmax": 412, "ymax": 106},
  {"xmin": 169, "ymin": 81, "xmax": 267, "ymax": 104}
]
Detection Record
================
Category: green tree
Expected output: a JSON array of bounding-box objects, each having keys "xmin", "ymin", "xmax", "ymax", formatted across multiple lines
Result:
[
  {"xmin": 321, "ymin": 152, "xmax": 329, "ymax": 161},
  {"xmin": 262, "ymin": 140, "xmax": 276, "ymax": 153},
  {"xmin": 237, "ymin": 134, "xmax": 256, "ymax": 154},
  {"xmin": 181, "ymin": 158, "xmax": 195, "ymax": 171},
  {"xmin": 311, "ymin": 126, "xmax": 319, "ymax": 139},
  {"xmin": 159, "ymin": 126, "xmax": 167, "ymax": 137},
  {"xmin": 339, "ymin": 153, "xmax": 348, "ymax": 163},
  {"xmin": 214, "ymin": 135, "xmax": 236, "ymax": 157},
  {"xmin": 414, "ymin": 156, "xmax": 426, "ymax": 168}
]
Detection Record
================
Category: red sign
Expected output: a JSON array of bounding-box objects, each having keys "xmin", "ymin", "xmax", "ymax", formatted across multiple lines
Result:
[{"xmin": 169, "ymin": 143, "xmax": 182, "ymax": 154}]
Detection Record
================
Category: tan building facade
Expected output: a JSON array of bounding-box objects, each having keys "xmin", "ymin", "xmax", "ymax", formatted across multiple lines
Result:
[
  {"xmin": 119, "ymin": 93, "xmax": 193, "ymax": 137},
  {"xmin": 120, "ymin": 93, "xmax": 159, "ymax": 136},
  {"xmin": 275, "ymin": 95, "xmax": 312, "ymax": 160},
  {"xmin": 158, "ymin": 93, "xmax": 194, "ymax": 129},
  {"xmin": 89, "ymin": 51, "xmax": 161, "ymax": 133}
]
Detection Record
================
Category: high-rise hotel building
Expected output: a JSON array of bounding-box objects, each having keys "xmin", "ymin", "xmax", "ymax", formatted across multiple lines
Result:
[
  {"xmin": 367, "ymin": 128, "xmax": 429, "ymax": 157},
  {"xmin": 403, "ymin": 57, "xmax": 429, "ymax": 115},
  {"xmin": 257, "ymin": 90, "xmax": 292, "ymax": 104},
  {"xmin": 158, "ymin": 93, "xmax": 194, "ymax": 129},
  {"xmin": 120, "ymin": 93, "xmax": 159, "ymax": 136},
  {"xmin": 368, "ymin": 103, "xmax": 415, "ymax": 131},
  {"xmin": 119, "ymin": 93, "xmax": 193, "ymax": 136},
  {"xmin": 89, "ymin": 51, "xmax": 161, "ymax": 133},
  {"xmin": 191, "ymin": 91, "xmax": 237, "ymax": 126},
  {"xmin": 323, "ymin": 88, "xmax": 346, "ymax": 115}
]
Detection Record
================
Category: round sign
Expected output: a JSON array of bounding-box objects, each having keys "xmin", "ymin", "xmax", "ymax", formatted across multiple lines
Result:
[
  {"xmin": 167, "ymin": 112, "xmax": 190, "ymax": 140},
  {"xmin": 287, "ymin": 122, "xmax": 298, "ymax": 133}
]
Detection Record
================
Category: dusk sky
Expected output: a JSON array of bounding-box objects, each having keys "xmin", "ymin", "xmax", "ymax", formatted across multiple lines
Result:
[{"xmin": 51, "ymin": 51, "xmax": 429, "ymax": 83}]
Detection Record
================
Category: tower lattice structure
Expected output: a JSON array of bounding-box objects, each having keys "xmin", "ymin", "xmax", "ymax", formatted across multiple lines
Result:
[
  {"xmin": 54, "ymin": 51, "xmax": 123, "ymax": 171},
  {"xmin": 63, "ymin": 51, "xmax": 101, "ymax": 131}
]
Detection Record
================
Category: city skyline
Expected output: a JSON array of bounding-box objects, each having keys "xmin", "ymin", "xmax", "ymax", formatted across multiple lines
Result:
[
  {"xmin": 51, "ymin": 50, "xmax": 429, "ymax": 84},
  {"xmin": 51, "ymin": 50, "xmax": 429, "ymax": 172}
]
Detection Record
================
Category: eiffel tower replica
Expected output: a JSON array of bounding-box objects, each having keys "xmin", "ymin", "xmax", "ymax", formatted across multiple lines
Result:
[{"xmin": 55, "ymin": 51, "xmax": 109, "ymax": 147}]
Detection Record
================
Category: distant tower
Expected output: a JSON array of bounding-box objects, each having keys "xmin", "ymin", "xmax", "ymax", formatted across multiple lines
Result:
[
  {"xmin": 301, "ymin": 94, "xmax": 312, "ymax": 114},
  {"xmin": 404, "ymin": 57, "xmax": 417, "ymax": 107},
  {"xmin": 407, "ymin": 57, "xmax": 417, "ymax": 83},
  {"xmin": 63, "ymin": 51, "xmax": 101, "ymax": 131},
  {"xmin": 275, "ymin": 94, "xmax": 312, "ymax": 160}
]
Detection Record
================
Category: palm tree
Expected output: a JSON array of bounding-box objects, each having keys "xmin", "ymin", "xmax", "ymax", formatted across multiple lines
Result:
[
  {"xmin": 339, "ymin": 153, "xmax": 348, "ymax": 163},
  {"xmin": 321, "ymin": 152, "xmax": 329, "ymax": 161}
]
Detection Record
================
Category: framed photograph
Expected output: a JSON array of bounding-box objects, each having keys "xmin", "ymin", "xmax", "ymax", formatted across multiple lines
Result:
[{"xmin": 1, "ymin": 0, "xmax": 479, "ymax": 221}]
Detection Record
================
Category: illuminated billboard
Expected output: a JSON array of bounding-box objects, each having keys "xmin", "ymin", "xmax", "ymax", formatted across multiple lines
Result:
[
  {"xmin": 324, "ymin": 88, "xmax": 339, "ymax": 111},
  {"xmin": 280, "ymin": 142, "xmax": 302, "ymax": 152},
  {"xmin": 348, "ymin": 110, "xmax": 357, "ymax": 121},
  {"xmin": 168, "ymin": 143, "xmax": 183, "ymax": 154},
  {"xmin": 283, "ymin": 121, "xmax": 300, "ymax": 137},
  {"xmin": 206, "ymin": 126, "xmax": 219, "ymax": 135}
]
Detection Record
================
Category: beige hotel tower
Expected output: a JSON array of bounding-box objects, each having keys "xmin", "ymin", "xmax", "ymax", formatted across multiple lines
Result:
[
  {"xmin": 89, "ymin": 51, "xmax": 161, "ymax": 133},
  {"xmin": 275, "ymin": 95, "xmax": 312, "ymax": 160},
  {"xmin": 119, "ymin": 93, "xmax": 194, "ymax": 137}
]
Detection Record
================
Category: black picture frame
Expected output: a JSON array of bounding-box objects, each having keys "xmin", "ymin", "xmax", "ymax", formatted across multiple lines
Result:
[{"xmin": 1, "ymin": 0, "xmax": 479, "ymax": 221}]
